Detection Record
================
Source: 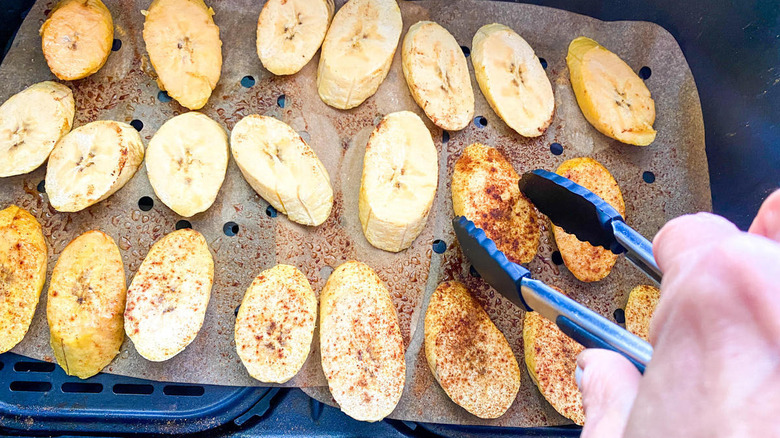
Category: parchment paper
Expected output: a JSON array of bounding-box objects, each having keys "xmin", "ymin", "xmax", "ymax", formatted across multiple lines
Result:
[{"xmin": 0, "ymin": 0, "xmax": 709, "ymax": 427}]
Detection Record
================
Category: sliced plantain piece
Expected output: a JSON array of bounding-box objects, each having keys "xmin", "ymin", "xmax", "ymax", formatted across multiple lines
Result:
[
  {"xmin": 452, "ymin": 143, "xmax": 539, "ymax": 264},
  {"xmin": 47, "ymin": 230, "xmax": 126, "ymax": 379},
  {"xmin": 567, "ymin": 37, "xmax": 656, "ymax": 146},
  {"xmin": 256, "ymin": 0, "xmax": 334, "ymax": 75},
  {"xmin": 552, "ymin": 157, "xmax": 625, "ymax": 282},
  {"xmin": 235, "ymin": 264, "xmax": 317, "ymax": 383},
  {"xmin": 124, "ymin": 229, "xmax": 214, "ymax": 362},
  {"xmin": 317, "ymin": 0, "xmax": 402, "ymax": 109},
  {"xmin": 231, "ymin": 114, "xmax": 333, "ymax": 226},
  {"xmin": 625, "ymin": 285, "xmax": 660, "ymax": 341},
  {"xmin": 359, "ymin": 111, "xmax": 438, "ymax": 252},
  {"xmin": 142, "ymin": 0, "xmax": 222, "ymax": 110},
  {"xmin": 471, "ymin": 24, "xmax": 554, "ymax": 137},
  {"xmin": 524, "ymin": 310, "xmax": 585, "ymax": 426},
  {"xmin": 425, "ymin": 281, "xmax": 520, "ymax": 419},
  {"xmin": 0, "ymin": 81, "xmax": 74, "ymax": 178},
  {"xmin": 46, "ymin": 120, "xmax": 144, "ymax": 213},
  {"xmin": 401, "ymin": 21, "xmax": 474, "ymax": 131},
  {"xmin": 0, "ymin": 205, "xmax": 47, "ymax": 354},
  {"xmin": 320, "ymin": 261, "xmax": 405, "ymax": 422},
  {"xmin": 146, "ymin": 112, "xmax": 228, "ymax": 218},
  {"xmin": 40, "ymin": 0, "xmax": 114, "ymax": 81}
]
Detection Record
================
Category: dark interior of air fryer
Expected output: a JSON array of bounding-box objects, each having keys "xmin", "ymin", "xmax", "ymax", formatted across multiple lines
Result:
[{"xmin": 0, "ymin": 0, "xmax": 777, "ymax": 436}]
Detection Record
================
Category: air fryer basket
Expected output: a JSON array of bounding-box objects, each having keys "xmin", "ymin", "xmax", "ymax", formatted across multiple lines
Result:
[{"xmin": 0, "ymin": 0, "xmax": 776, "ymax": 436}]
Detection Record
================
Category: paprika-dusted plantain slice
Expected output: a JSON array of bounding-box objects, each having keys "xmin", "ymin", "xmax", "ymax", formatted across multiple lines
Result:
[
  {"xmin": 0, "ymin": 205, "xmax": 47, "ymax": 354},
  {"xmin": 40, "ymin": 0, "xmax": 114, "ymax": 81},
  {"xmin": 320, "ymin": 261, "xmax": 405, "ymax": 422},
  {"xmin": 625, "ymin": 285, "xmax": 660, "ymax": 341},
  {"xmin": 47, "ymin": 230, "xmax": 126, "ymax": 379},
  {"xmin": 424, "ymin": 281, "xmax": 521, "ymax": 419},
  {"xmin": 552, "ymin": 157, "xmax": 625, "ymax": 282},
  {"xmin": 523, "ymin": 310, "xmax": 585, "ymax": 425},
  {"xmin": 142, "ymin": 0, "xmax": 222, "ymax": 110},
  {"xmin": 452, "ymin": 143, "xmax": 540, "ymax": 264},
  {"xmin": 401, "ymin": 21, "xmax": 475, "ymax": 131},
  {"xmin": 124, "ymin": 229, "xmax": 214, "ymax": 362},
  {"xmin": 567, "ymin": 37, "xmax": 656, "ymax": 146},
  {"xmin": 235, "ymin": 264, "xmax": 317, "ymax": 384}
]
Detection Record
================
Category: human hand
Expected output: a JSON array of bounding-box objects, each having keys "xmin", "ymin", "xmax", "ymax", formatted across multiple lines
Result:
[{"xmin": 577, "ymin": 190, "xmax": 780, "ymax": 437}]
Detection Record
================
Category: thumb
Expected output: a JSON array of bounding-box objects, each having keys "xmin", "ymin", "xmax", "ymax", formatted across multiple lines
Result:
[{"xmin": 577, "ymin": 349, "xmax": 642, "ymax": 438}]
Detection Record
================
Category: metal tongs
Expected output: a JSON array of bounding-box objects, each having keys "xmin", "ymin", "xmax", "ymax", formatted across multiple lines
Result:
[{"xmin": 452, "ymin": 169, "xmax": 661, "ymax": 372}]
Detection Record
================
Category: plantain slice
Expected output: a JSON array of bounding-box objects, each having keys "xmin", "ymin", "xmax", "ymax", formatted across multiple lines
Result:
[
  {"xmin": 523, "ymin": 310, "xmax": 585, "ymax": 425},
  {"xmin": 47, "ymin": 230, "xmax": 126, "ymax": 379},
  {"xmin": 625, "ymin": 285, "xmax": 660, "ymax": 341},
  {"xmin": 552, "ymin": 157, "xmax": 625, "ymax": 282},
  {"xmin": 0, "ymin": 205, "xmax": 47, "ymax": 354},
  {"xmin": 424, "ymin": 281, "xmax": 521, "ymax": 419}
]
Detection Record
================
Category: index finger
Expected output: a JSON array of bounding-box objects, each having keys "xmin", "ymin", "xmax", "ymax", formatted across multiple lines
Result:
[{"xmin": 652, "ymin": 212, "xmax": 739, "ymax": 273}]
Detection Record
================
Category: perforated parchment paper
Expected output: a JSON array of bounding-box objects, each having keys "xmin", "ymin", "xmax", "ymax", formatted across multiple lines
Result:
[{"xmin": 1, "ymin": 0, "xmax": 709, "ymax": 427}]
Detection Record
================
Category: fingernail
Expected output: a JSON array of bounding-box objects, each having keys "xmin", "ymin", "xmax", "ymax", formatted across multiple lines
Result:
[{"xmin": 575, "ymin": 364, "xmax": 583, "ymax": 390}]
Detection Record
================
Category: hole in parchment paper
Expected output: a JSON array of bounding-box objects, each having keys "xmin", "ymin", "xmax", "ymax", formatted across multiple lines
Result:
[
  {"xmin": 373, "ymin": 114, "xmax": 384, "ymax": 126},
  {"xmin": 639, "ymin": 66, "xmax": 652, "ymax": 80},
  {"xmin": 469, "ymin": 265, "xmax": 481, "ymax": 278},
  {"xmin": 299, "ymin": 131, "xmax": 311, "ymax": 143},
  {"xmin": 277, "ymin": 94, "xmax": 286, "ymax": 108},
  {"xmin": 265, "ymin": 205, "xmax": 278, "ymax": 218},
  {"xmin": 175, "ymin": 220, "xmax": 191, "ymax": 230},
  {"xmin": 157, "ymin": 90, "xmax": 172, "ymax": 103},
  {"xmin": 319, "ymin": 265, "xmax": 334, "ymax": 281},
  {"xmin": 474, "ymin": 116, "xmax": 487, "ymax": 128},
  {"xmin": 613, "ymin": 308, "xmax": 626, "ymax": 324},
  {"xmin": 550, "ymin": 142, "xmax": 563, "ymax": 156},
  {"xmin": 642, "ymin": 171, "xmax": 656, "ymax": 184},
  {"xmin": 241, "ymin": 75, "xmax": 255, "ymax": 88},
  {"xmin": 551, "ymin": 251, "xmax": 564, "ymax": 265},
  {"xmin": 539, "ymin": 57, "xmax": 548, "ymax": 69},
  {"xmin": 223, "ymin": 221, "xmax": 239, "ymax": 236},
  {"xmin": 442, "ymin": 130, "xmax": 450, "ymax": 144},
  {"xmin": 111, "ymin": 39, "xmax": 121, "ymax": 51},
  {"xmin": 138, "ymin": 196, "xmax": 154, "ymax": 211},
  {"xmin": 37, "ymin": 180, "xmax": 45, "ymax": 193},
  {"xmin": 234, "ymin": 305, "xmax": 240, "ymax": 317},
  {"xmin": 460, "ymin": 45, "xmax": 470, "ymax": 57},
  {"xmin": 432, "ymin": 239, "xmax": 446, "ymax": 254},
  {"xmin": 130, "ymin": 119, "xmax": 143, "ymax": 131}
]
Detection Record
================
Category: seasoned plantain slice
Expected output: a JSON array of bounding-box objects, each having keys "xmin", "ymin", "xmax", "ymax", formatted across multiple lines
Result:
[
  {"xmin": 523, "ymin": 310, "xmax": 585, "ymax": 425},
  {"xmin": 625, "ymin": 285, "xmax": 660, "ymax": 341},
  {"xmin": 47, "ymin": 230, "xmax": 126, "ymax": 379},
  {"xmin": 452, "ymin": 143, "xmax": 540, "ymax": 264},
  {"xmin": 552, "ymin": 157, "xmax": 625, "ymax": 282},
  {"xmin": 320, "ymin": 261, "xmax": 405, "ymax": 422},
  {"xmin": 425, "ymin": 281, "xmax": 521, "ymax": 419},
  {"xmin": 235, "ymin": 264, "xmax": 317, "ymax": 384},
  {"xmin": 0, "ymin": 205, "xmax": 47, "ymax": 354},
  {"xmin": 124, "ymin": 229, "xmax": 214, "ymax": 362}
]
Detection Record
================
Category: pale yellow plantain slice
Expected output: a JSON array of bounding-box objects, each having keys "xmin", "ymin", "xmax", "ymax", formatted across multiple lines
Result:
[{"xmin": 625, "ymin": 284, "xmax": 660, "ymax": 341}]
